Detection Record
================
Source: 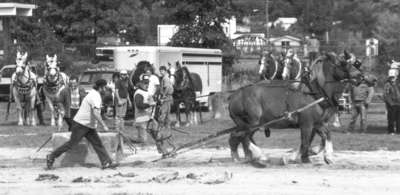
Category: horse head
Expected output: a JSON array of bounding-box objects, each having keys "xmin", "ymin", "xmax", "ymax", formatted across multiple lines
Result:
[
  {"xmin": 174, "ymin": 65, "xmax": 192, "ymax": 91},
  {"xmin": 15, "ymin": 51, "xmax": 28, "ymax": 75},
  {"xmin": 45, "ymin": 54, "xmax": 59, "ymax": 82},
  {"xmin": 258, "ymin": 52, "xmax": 279, "ymax": 80},
  {"xmin": 282, "ymin": 49, "xmax": 302, "ymax": 80}
]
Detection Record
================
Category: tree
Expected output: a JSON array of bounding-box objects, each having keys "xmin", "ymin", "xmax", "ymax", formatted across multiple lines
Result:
[
  {"xmin": 164, "ymin": 0, "xmax": 237, "ymax": 74},
  {"xmin": 38, "ymin": 0, "xmax": 150, "ymax": 44}
]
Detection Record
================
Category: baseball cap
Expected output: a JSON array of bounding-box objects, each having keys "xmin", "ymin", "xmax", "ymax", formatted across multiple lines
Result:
[{"xmin": 120, "ymin": 70, "xmax": 128, "ymax": 74}]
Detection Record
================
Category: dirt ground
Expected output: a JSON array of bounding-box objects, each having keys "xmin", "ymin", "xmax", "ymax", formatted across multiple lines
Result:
[{"xmin": 1, "ymin": 101, "xmax": 400, "ymax": 194}]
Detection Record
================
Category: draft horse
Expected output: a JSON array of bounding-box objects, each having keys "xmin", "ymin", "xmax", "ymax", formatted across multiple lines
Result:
[
  {"xmin": 258, "ymin": 49, "xmax": 303, "ymax": 81},
  {"xmin": 42, "ymin": 54, "xmax": 69, "ymax": 128},
  {"xmin": 228, "ymin": 51, "xmax": 362, "ymax": 166},
  {"xmin": 170, "ymin": 62, "xmax": 202, "ymax": 127},
  {"xmin": 11, "ymin": 51, "xmax": 38, "ymax": 126}
]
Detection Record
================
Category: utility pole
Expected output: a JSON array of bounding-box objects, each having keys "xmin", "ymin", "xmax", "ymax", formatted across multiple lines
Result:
[{"xmin": 265, "ymin": 0, "xmax": 270, "ymax": 51}]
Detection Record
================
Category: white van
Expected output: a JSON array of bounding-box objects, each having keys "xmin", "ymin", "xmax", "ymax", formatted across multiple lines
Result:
[{"xmin": 95, "ymin": 46, "xmax": 223, "ymax": 105}]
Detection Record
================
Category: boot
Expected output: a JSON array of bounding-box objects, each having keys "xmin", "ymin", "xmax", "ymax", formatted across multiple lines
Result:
[{"xmin": 46, "ymin": 154, "xmax": 55, "ymax": 170}]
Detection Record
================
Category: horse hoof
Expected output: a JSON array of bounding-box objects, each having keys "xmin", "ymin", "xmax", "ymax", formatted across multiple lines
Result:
[
  {"xmin": 301, "ymin": 157, "xmax": 312, "ymax": 164},
  {"xmin": 18, "ymin": 122, "xmax": 23, "ymax": 126},
  {"xmin": 324, "ymin": 155, "xmax": 334, "ymax": 165},
  {"xmin": 251, "ymin": 159, "xmax": 267, "ymax": 168}
]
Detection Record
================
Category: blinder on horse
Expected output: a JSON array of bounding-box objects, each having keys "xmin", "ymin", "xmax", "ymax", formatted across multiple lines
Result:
[{"xmin": 304, "ymin": 52, "xmax": 363, "ymax": 109}]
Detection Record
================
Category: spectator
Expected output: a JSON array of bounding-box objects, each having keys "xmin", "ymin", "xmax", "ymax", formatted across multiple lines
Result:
[
  {"xmin": 158, "ymin": 66, "xmax": 174, "ymax": 129},
  {"xmin": 114, "ymin": 70, "xmax": 131, "ymax": 130},
  {"xmin": 58, "ymin": 75, "xmax": 86, "ymax": 131},
  {"xmin": 134, "ymin": 79, "xmax": 168, "ymax": 155},
  {"xmin": 307, "ymin": 33, "xmax": 320, "ymax": 65},
  {"xmin": 346, "ymin": 76, "xmax": 375, "ymax": 133},
  {"xmin": 144, "ymin": 65, "xmax": 160, "ymax": 98},
  {"xmin": 383, "ymin": 70, "xmax": 400, "ymax": 135}
]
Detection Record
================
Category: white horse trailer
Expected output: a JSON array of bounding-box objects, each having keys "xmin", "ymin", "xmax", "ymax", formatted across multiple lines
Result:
[{"xmin": 95, "ymin": 46, "xmax": 223, "ymax": 105}]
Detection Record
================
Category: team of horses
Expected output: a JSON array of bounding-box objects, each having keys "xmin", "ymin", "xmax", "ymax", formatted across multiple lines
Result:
[{"xmin": 10, "ymin": 49, "xmax": 364, "ymax": 167}]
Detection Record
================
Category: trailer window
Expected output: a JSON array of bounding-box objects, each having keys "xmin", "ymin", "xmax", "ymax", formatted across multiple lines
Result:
[{"xmin": 95, "ymin": 49, "xmax": 114, "ymax": 61}]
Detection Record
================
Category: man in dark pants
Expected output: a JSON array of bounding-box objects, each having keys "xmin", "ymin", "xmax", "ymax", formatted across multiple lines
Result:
[
  {"xmin": 46, "ymin": 79, "xmax": 118, "ymax": 170},
  {"xmin": 383, "ymin": 72, "xmax": 400, "ymax": 134},
  {"xmin": 58, "ymin": 75, "xmax": 86, "ymax": 131},
  {"xmin": 347, "ymin": 76, "xmax": 375, "ymax": 133}
]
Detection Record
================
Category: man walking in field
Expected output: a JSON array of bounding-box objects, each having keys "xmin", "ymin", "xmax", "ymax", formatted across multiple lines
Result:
[{"xmin": 46, "ymin": 79, "xmax": 119, "ymax": 170}]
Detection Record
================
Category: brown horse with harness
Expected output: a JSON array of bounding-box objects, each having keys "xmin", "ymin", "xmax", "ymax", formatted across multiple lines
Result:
[{"xmin": 228, "ymin": 51, "xmax": 362, "ymax": 166}]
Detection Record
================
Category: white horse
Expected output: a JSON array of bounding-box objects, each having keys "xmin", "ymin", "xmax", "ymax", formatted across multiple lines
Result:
[
  {"xmin": 42, "ymin": 54, "xmax": 69, "ymax": 128},
  {"xmin": 11, "ymin": 51, "xmax": 37, "ymax": 126},
  {"xmin": 281, "ymin": 48, "xmax": 303, "ymax": 81}
]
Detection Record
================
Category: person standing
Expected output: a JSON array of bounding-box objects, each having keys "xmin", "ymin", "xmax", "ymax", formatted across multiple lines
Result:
[
  {"xmin": 114, "ymin": 70, "xmax": 131, "ymax": 130},
  {"xmin": 347, "ymin": 76, "xmax": 375, "ymax": 133},
  {"xmin": 158, "ymin": 66, "xmax": 174, "ymax": 129},
  {"xmin": 383, "ymin": 70, "xmax": 400, "ymax": 134},
  {"xmin": 308, "ymin": 33, "xmax": 320, "ymax": 65},
  {"xmin": 134, "ymin": 79, "xmax": 168, "ymax": 155},
  {"xmin": 144, "ymin": 65, "xmax": 160, "ymax": 98},
  {"xmin": 46, "ymin": 79, "xmax": 118, "ymax": 170},
  {"xmin": 58, "ymin": 75, "xmax": 86, "ymax": 131}
]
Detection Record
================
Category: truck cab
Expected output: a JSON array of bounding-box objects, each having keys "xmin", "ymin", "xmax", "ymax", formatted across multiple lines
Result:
[{"xmin": 0, "ymin": 64, "xmax": 44, "ymax": 101}]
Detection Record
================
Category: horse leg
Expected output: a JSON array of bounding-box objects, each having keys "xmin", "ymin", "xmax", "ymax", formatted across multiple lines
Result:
[
  {"xmin": 323, "ymin": 128, "xmax": 334, "ymax": 164},
  {"xmin": 13, "ymin": 90, "xmax": 24, "ymax": 126},
  {"xmin": 308, "ymin": 127, "xmax": 325, "ymax": 156},
  {"xmin": 46, "ymin": 97, "xmax": 55, "ymax": 126},
  {"xmin": 175, "ymin": 102, "xmax": 181, "ymax": 127},
  {"xmin": 299, "ymin": 123, "xmax": 313, "ymax": 163},
  {"xmin": 245, "ymin": 133, "xmax": 267, "ymax": 168},
  {"xmin": 30, "ymin": 95, "xmax": 37, "ymax": 126},
  {"xmin": 229, "ymin": 133, "xmax": 241, "ymax": 162}
]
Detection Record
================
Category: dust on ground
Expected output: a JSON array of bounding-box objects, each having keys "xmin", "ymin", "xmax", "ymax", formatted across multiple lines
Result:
[{"xmin": 1, "ymin": 147, "xmax": 400, "ymax": 195}]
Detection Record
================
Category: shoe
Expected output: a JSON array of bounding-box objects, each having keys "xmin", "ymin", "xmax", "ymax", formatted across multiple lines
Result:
[
  {"xmin": 46, "ymin": 154, "xmax": 55, "ymax": 170},
  {"xmin": 101, "ymin": 162, "xmax": 119, "ymax": 170}
]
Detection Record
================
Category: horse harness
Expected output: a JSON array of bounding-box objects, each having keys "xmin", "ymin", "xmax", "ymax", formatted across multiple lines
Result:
[
  {"xmin": 13, "ymin": 69, "xmax": 36, "ymax": 96},
  {"xmin": 44, "ymin": 69, "xmax": 65, "ymax": 94}
]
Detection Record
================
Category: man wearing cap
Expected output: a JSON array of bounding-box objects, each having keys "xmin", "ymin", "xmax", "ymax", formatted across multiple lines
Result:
[
  {"xmin": 46, "ymin": 79, "xmax": 118, "ymax": 170},
  {"xmin": 346, "ymin": 75, "xmax": 375, "ymax": 133},
  {"xmin": 115, "ymin": 70, "xmax": 131, "ymax": 130},
  {"xmin": 134, "ymin": 79, "xmax": 168, "ymax": 155},
  {"xmin": 383, "ymin": 69, "xmax": 400, "ymax": 134}
]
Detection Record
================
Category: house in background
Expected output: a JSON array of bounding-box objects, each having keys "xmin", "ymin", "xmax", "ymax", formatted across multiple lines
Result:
[
  {"xmin": 233, "ymin": 35, "xmax": 302, "ymax": 55},
  {"xmin": 273, "ymin": 17, "xmax": 298, "ymax": 31},
  {"xmin": 157, "ymin": 16, "xmax": 303, "ymax": 56}
]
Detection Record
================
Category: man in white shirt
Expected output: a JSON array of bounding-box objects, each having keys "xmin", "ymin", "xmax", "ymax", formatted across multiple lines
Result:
[{"xmin": 46, "ymin": 79, "xmax": 118, "ymax": 170}]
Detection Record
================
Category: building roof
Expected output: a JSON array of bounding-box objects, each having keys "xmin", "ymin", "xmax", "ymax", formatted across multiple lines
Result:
[{"xmin": 0, "ymin": 3, "xmax": 36, "ymax": 16}]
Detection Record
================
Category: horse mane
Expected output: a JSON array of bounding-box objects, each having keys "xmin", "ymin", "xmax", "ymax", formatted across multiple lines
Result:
[{"xmin": 309, "ymin": 52, "xmax": 339, "ymax": 86}]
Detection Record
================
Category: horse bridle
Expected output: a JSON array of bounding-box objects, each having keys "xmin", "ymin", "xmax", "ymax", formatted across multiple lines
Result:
[
  {"xmin": 301, "ymin": 58, "xmax": 358, "ymax": 109},
  {"xmin": 44, "ymin": 65, "xmax": 63, "ymax": 93},
  {"xmin": 14, "ymin": 64, "xmax": 35, "ymax": 95}
]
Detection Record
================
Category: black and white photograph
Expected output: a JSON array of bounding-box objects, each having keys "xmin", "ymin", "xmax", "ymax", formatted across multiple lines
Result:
[{"xmin": 0, "ymin": 0, "xmax": 399, "ymax": 194}]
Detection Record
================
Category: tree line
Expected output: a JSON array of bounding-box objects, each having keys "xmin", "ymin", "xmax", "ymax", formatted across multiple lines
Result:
[{"xmin": 2, "ymin": 0, "xmax": 400, "ymax": 64}]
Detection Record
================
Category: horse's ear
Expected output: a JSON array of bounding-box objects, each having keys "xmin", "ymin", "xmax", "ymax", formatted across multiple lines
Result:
[
  {"xmin": 46, "ymin": 54, "xmax": 50, "ymax": 62},
  {"xmin": 54, "ymin": 54, "xmax": 58, "ymax": 62},
  {"xmin": 22, "ymin": 52, "xmax": 28, "ymax": 60}
]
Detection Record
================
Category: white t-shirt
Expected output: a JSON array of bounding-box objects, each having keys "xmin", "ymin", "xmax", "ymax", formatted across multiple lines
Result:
[
  {"xmin": 148, "ymin": 74, "xmax": 160, "ymax": 96},
  {"xmin": 73, "ymin": 89, "xmax": 102, "ymax": 129}
]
